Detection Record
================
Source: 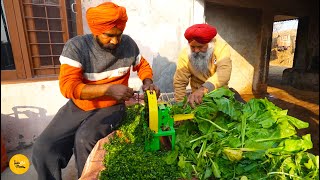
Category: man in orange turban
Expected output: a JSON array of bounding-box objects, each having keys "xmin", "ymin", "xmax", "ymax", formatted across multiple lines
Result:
[
  {"xmin": 32, "ymin": 2, "xmax": 159, "ymax": 180},
  {"xmin": 174, "ymin": 24, "xmax": 244, "ymax": 108}
]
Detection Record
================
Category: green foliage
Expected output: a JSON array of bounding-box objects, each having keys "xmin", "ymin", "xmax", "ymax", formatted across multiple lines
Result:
[
  {"xmin": 170, "ymin": 87, "xmax": 319, "ymax": 180},
  {"xmin": 99, "ymin": 88, "xmax": 319, "ymax": 180},
  {"xmin": 170, "ymin": 96, "xmax": 193, "ymax": 115},
  {"xmin": 99, "ymin": 104, "xmax": 180, "ymax": 180}
]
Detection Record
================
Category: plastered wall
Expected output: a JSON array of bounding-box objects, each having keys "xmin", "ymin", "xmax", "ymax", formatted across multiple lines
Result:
[
  {"xmin": 1, "ymin": 0, "xmax": 205, "ymax": 152},
  {"xmin": 205, "ymin": 3, "xmax": 262, "ymax": 94},
  {"xmin": 81, "ymin": 0, "xmax": 204, "ymax": 93}
]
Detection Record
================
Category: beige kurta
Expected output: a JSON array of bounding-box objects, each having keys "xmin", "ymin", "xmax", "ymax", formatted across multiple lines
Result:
[{"xmin": 173, "ymin": 35, "xmax": 232, "ymax": 102}]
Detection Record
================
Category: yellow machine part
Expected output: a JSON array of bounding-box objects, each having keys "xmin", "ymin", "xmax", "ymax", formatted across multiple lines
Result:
[
  {"xmin": 146, "ymin": 90, "xmax": 159, "ymax": 133},
  {"xmin": 173, "ymin": 114, "xmax": 194, "ymax": 121}
]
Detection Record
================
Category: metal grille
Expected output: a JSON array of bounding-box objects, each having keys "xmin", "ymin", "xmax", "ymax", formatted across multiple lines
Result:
[
  {"xmin": 21, "ymin": 0, "xmax": 75, "ymax": 76},
  {"xmin": 65, "ymin": 0, "xmax": 77, "ymax": 38}
]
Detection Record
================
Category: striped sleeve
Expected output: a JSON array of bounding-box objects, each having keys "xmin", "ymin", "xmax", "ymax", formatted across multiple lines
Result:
[
  {"xmin": 59, "ymin": 64, "xmax": 86, "ymax": 99},
  {"xmin": 132, "ymin": 55, "xmax": 153, "ymax": 81},
  {"xmin": 58, "ymin": 40, "xmax": 86, "ymax": 99}
]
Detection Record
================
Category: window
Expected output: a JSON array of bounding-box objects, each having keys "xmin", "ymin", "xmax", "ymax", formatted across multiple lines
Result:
[
  {"xmin": 1, "ymin": 0, "xmax": 82, "ymax": 81},
  {"xmin": 1, "ymin": 1, "xmax": 15, "ymax": 70},
  {"xmin": 21, "ymin": 0, "xmax": 78, "ymax": 76}
]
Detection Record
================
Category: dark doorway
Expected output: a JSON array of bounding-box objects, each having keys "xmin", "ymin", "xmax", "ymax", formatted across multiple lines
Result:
[{"xmin": 1, "ymin": 2, "xmax": 15, "ymax": 70}]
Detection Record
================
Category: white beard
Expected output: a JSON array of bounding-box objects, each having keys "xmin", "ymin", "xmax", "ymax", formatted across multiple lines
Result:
[{"xmin": 188, "ymin": 44, "xmax": 214, "ymax": 76}]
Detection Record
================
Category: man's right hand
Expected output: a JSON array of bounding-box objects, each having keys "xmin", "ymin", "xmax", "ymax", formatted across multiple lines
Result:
[
  {"xmin": 106, "ymin": 84, "xmax": 134, "ymax": 102},
  {"xmin": 187, "ymin": 86, "xmax": 208, "ymax": 108}
]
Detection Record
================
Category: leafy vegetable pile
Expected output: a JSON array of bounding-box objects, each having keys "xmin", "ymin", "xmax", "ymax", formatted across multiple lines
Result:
[
  {"xmin": 99, "ymin": 87, "xmax": 319, "ymax": 180},
  {"xmin": 99, "ymin": 104, "xmax": 180, "ymax": 180},
  {"xmin": 167, "ymin": 87, "xmax": 319, "ymax": 179}
]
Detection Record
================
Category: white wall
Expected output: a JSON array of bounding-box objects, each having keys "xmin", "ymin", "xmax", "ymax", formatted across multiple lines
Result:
[
  {"xmin": 81, "ymin": 0, "xmax": 205, "ymax": 93},
  {"xmin": 206, "ymin": 3, "xmax": 262, "ymax": 94},
  {"xmin": 1, "ymin": 0, "xmax": 205, "ymax": 152}
]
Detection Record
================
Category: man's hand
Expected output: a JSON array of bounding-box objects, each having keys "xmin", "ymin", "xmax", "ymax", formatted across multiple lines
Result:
[
  {"xmin": 106, "ymin": 84, "xmax": 134, "ymax": 102},
  {"xmin": 142, "ymin": 78, "xmax": 160, "ymax": 98},
  {"xmin": 187, "ymin": 87, "xmax": 208, "ymax": 108}
]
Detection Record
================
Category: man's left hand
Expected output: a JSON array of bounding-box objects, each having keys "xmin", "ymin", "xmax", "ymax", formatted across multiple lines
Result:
[
  {"xmin": 142, "ymin": 78, "xmax": 160, "ymax": 98},
  {"xmin": 188, "ymin": 87, "xmax": 208, "ymax": 108}
]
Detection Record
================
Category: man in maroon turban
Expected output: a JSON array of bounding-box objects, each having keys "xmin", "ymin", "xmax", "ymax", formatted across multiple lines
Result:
[
  {"xmin": 32, "ymin": 2, "xmax": 159, "ymax": 180},
  {"xmin": 174, "ymin": 24, "xmax": 244, "ymax": 108},
  {"xmin": 184, "ymin": 24, "xmax": 217, "ymax": 44}
]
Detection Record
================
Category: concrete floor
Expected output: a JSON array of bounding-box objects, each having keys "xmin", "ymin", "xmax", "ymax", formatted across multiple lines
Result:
[{"xmin": 1, "ymin": 146, "xmax": 78, "ymax": 180}]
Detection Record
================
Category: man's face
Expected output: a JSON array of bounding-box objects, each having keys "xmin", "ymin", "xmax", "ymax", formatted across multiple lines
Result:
[
  {"xmin": 188, "ymin": 40, "xmax": 213, "ymax": 75},
  {"xmin": 95, "ymin": 27, "xmax": 123, "ymax": 51},
  {"xmin": 189, "ymin": 40, "xmax": 209, "ymax": 53}
]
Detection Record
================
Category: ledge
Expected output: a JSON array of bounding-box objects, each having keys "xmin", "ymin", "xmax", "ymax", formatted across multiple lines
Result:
[{"xmin": 1, "ymin": 75, "xmax": 58, "ymax": 85}]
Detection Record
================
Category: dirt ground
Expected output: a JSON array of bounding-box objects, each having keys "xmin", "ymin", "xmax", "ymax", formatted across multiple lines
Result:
[{"xmin": 270, "ymin": 47, "xmax": 294, "ymax": 67}]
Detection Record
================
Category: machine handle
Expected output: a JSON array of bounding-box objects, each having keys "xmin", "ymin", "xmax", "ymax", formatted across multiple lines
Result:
[{"xmin": 173, "ymin": 114, "xmax": 194, "ymax": 121}]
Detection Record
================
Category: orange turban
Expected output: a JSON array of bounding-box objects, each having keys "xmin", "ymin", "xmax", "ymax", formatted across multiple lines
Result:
[
  {"xmin": 184, "ymin": 24, "xmax": 217, "ymax": 44},
  {"xmin": 86, "ymin": 2, "xmax": 128, "ymax": 35}
]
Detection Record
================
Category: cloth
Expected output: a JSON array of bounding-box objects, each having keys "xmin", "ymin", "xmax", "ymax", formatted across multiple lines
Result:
[
  {"xmin": 86, "ymin": 2, "xmax": 128, "ymax": 35},
  {"xmin": 184, "ymin": 24, "xmax": 217, "ymax": 44},
  {"xmin": 32, "ymin": 100, "xmax": 125, "ymax": 180},
  {"xmin": 79, "ymin": 132, "xmax": 115, "ymax": 180},
  {"xmin": 173, "ymin": 35, "xmax": 232, "ymax": 102},
  {"xmin": 59, "ymin": 34, "xmax": 153, "ymax": 111}
]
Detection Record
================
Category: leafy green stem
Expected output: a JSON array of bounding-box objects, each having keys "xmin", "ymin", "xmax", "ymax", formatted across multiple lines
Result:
[
  {"xmin": 190, "ymin": 133, "xmax": 211, "ymax": 143},
  {"xmin": 267, "ymin": 172, "xmax": 303, "ymax": 179},
  {"xmin": 255, "ymin": 137, "xmax": 286, "ymax": 142},
  {"xmin": 197, "ymin": 116, "xmax": 228, "ymax": 132},
  {"xmin": 229, "ymin": 148, "xmax": 263, "ymax": 152},
  {"xmin": 197, "ymin": 140, "xmax": 207, "ymax": 159},
  {"xmin": 241, "ymin": 116, "xmax": 246, "ymax": 148}
]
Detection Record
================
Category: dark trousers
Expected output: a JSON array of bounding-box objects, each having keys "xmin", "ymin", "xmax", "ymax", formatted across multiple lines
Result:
[{"xmin": 32, "ymin": 100, "xmax": 125, "ymax": 180}]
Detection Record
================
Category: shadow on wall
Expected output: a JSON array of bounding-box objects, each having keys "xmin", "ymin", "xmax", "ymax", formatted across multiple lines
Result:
[
  {"xmin": 1, "ymin": 106, "xmax": 53, "ymax": 152},
  {"xmin": 152, "ymin": 53, "xmax": 177, "ymax": 94},
  {"xmin": 134, "ymin": 39, "xmax": 177, "ymax": 94}
]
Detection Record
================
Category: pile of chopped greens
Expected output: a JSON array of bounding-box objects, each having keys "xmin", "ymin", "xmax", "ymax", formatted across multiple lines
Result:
[
  {"xmin": 99, "ymin": 87, "xmax": 319, "ymax": 180},
  {"xmin": 99, "ymin": 104, "xmax": 180, "ymax": 180}
]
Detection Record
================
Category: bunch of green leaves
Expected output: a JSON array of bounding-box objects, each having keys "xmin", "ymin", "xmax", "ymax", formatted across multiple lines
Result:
[
  {"xmin": 170, "ymin": 96, "xmax": 193, "ymax": 115},
  {"xmin": 99, "ymin": 104, "xmax": 180, "ymax": 180},
  {"xmin": 168, "ymin": 87, "xmax": 319, "ymax": 180}
]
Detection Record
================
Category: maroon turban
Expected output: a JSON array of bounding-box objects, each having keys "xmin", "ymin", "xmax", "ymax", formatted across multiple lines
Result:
[{"xmin": 184, "ymin": 24, "xmax": 217, "ymax": 44}]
